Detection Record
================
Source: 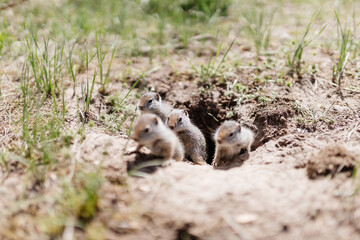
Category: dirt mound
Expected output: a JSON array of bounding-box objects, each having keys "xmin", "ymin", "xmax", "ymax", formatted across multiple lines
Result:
[
  {"xmin": 80, "ymin": 133, "xmax": 131, "ymax": 182},
  {"xmin": 252, "ymin": 97, "xmax": 296, "ymax": 149},
  {"xmin": 307, "ymin": 144, "xmax": 358, "ymax": 179}
]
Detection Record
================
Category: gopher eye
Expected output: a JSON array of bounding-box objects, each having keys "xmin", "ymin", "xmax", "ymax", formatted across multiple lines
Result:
[
  {"xmin": 144, "ymin": 127, "xmax": 149, "ymax": 133},
  {"xmin": 148, "ymin": 99, "xmax": 153, "ymax": 104},
  {"xmin": 229, "ymin": 132, "xmax": 234, "ymax": 137},
  {"xmin": 179, "ymin": 117, "xmax": 182, "ymax": 122}
]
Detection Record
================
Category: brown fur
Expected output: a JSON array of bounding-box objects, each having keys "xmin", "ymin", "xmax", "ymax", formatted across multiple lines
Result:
[
  {"xmin": 132, "ymin": 113, "xmax": 184, "ymax": 161},
  {"xmin": 167, "ymin": 109, "xmax": 207, "ymax": 165}
]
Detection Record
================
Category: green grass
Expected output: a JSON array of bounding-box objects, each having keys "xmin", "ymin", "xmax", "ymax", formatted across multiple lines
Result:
[
  {"xmin": 105, "ymin": 73, "xmax": 144, "ymax": 134},
  {"xmin": 184, "ymin": 40, "xmax": 235, "ymax": 83},
  {"xmin": 0, "ymin": 19, "xmax": 13, "ymax": 53},
  {"xmin": 142, "ymin": 0, "xmax": 232, "ymax": 22},
  {"xmin": 243, "ymin": 4, "xmax": 275, "ymax": 59},
  {"xmin": 96, "ymin": 34, "xmax": 117, "ymax": 95},
  {"xmin": 67, "ymin": 44, "xmax": 77, "ymax": 97},
  {"xmin": 39, "ymin": 171, "xmax": 103, "ymax": 236},
  {"xmin": 2, "ymin": 0, "xmax": 228, "ymax": 62},
  {"xmin": 19, "ymin": 65, "xmax": 64, "ymax": 182},
  {"xmin": 332, "ymin": 10, "xmax": 359, "ymax": 88},
  {"xmin": 80, "ymin": 70, "xmax": 97, "ymax": 123},
  {"xmin": 287, "ymin": 10, "xmax": 326, "ymax": 77}
]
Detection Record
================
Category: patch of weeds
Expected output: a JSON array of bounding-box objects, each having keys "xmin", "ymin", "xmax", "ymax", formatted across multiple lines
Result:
[
  {"xmin": 257, "ymin": 94, "xmax": 273, "ymax": 104},
  {"xmin": 25, "ymin": 34, "xmax": 64, "ymax": 106},
  {"xmin": 184, "ymin": 40, "xmax": 234, "ymax": 83},
  {"xmin": 287, "ymin": 10, "xmax": 326, "ymax": 78},
  {"xmin": 309, "ymin": 64, "xmax": 319, "ymax": 74},
  {"xmin": 80, "ymin": 70, "xmax": 97, "ymax": 123},
  {"xmin": 19, "ymin": 61, "xmax": 69, "ymax": 183},
  {"xmin": 67, "ymin": 44, "xmax": 78, "ymax": 97},
  {"xmin": 105, "ymin": 74, "xmax": 144, "ymax": 133},
  {"xmin": 275, "ymin": 77, "xmax": 293, "ymax": 88},
  {"xmin": 285, "ymin": 80, "xmax": 293, "ymax": 88},
  {"xmin": 142, "ymin": 0, "xmax": 232, "ymax": 22},
  {"xmin": 233, "ymin": 82, "xmax": 249, "ymax": 94},
  {"xmin": 352, "ymin": 161, "xmax": 360, "ymax": 196},
  {"xmin": 276, "ymin": 78, "xmax": 285, "ymax": 85},
  {"xmin": 332, "ymin": 10, "xmax": 359, "ymax": 90},
  {"xmin": 96, "ymin": 34, "xmax": 117, "ymax": 95},
  {"xmin": 293, "ymin": 101, "xmax": 318, "ymax": 130},
  {"xmin": 0, "ymin": 152, "xmax": 8, "ymax": 175},
  {"xmin": 39, "ymin": 170, "xmax": 103, "ymax": 236},
  {"xmin": 0, "ymin": 19, "xmax": 14, "ymax": 53},
  {"xmin": 65, "ymin": 0, "xmax": 128, "ymax": 35},
  {"xmin": 223, "ymin": 80, "xmax": 253, "ymax": 105},
  {"xmin": 242, "ymin": 4, "xmax": 275, "ymax": 59},
  {"xmin": 263, "ymin": 58, "xmax": 275, "ymax": 69}
]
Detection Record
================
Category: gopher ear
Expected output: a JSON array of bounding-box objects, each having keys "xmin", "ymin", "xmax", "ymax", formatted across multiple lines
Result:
[
  {"xmin": 238, "ymin": 124, "xmax": 242, "ymax": 132},
  {"xmin": 153, "ymin": 117, "xmax": 159, "ymax": 125},
  {"xmin": 155, "ymin": 93, "xmax": 160, "ymax": 101},
  {"xmin": 183, "ymin": 109, "xmax": 189, "ymax": 117}
]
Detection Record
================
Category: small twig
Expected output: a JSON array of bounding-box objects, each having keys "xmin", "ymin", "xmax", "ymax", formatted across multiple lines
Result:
[
  {"xmin": 354, "ymin": 131, "xmax": 360, "ymax": 139},
  {"xmin": 316, "ymin": 77, "xmax": 338, "ymax": 87},
  {"xmin": 347, "ymin": 121, "xmax": 360, "ymax": 141},
  {"xmin": 304, "ymin": 77, "xmax": 318, "ymax": 94},
  {"xmin": 345, "ymin": 102, "xmax": 360, "ymax": 119},
  {"xmin": 317, "ymin": 77, "xmax": 360, "ymax": 93},
  {"xmin": 317, "ymin": 100, "xmax": 336, "ymax": 120}
]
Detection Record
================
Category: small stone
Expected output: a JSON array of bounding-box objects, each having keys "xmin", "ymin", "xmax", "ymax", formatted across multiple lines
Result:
[{"xmin": 235, "ymin": 213, "xmax": 258, "ymax": 224}]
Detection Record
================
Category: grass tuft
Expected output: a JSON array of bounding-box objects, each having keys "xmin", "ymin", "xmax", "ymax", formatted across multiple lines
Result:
[
  {"xmin": 287, "ymin": 10, "xmax": 326, "ymax": 78},
  {"xmin": 243, "ymin": 5, "xmax": 275, "ymax": 59},
  {"xmin": 96, "ymin": 34, "xmax": 117, "ymax": 95},
  {"xmin": 332, "ymin": 10, "xmax": 359, "ymax": 90},
  {"xmin": 184, "ymin": 40, "xmax": 234, "ymax": 83}
]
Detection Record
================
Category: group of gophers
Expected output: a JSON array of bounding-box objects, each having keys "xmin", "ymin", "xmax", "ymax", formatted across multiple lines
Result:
[{"xmin": 128, "ymin": 92, "xmax": 255, "ymax": 166}]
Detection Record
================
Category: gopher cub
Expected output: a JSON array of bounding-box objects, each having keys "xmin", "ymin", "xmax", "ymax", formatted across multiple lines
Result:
[
  {"xmin": 132, "ymin": 113, "xmax": 184, "ymax": 161},
  {"xmin": 167, "ymin": 109, "xmax": 207, "ymax": 165},
  {"xmin": 212, "ymin": 120, "xmax": 254, "ymax": 166},
  {"xmin": 138, "ymin": 92, "xmax": 172, "ymax": 123}
]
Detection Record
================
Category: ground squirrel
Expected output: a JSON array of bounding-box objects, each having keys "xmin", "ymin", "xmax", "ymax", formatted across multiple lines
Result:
[
  {"xmin": 212, "ymin": 120, "xmax": 254, "ymax": 166},
  {"xmin": 131, "ymin": 113, "xmax": 184, "ymax": 161},
  {"xmin": 167, "ymin": 109, "xmax": 207, "ymax": 165},
  {"xmin": 138, "ymin": 92, "xmax": 172, "ymax": 123}
]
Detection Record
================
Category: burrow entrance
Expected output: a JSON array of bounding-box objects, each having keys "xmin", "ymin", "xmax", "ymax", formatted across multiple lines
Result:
[
  {"xmin": 175, "ymin": 93, "xmax": 297, "ymax": 165},
  {"xmin": 176, "ymin": 91, "xmax": 241, "ymax": 164}
]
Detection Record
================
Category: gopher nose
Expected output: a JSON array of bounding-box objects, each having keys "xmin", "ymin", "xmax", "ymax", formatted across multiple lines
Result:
[
  {"xmin": 169, "ymin": 126, "xmax": 174, "ymax": 129},
  {"xmin": 138, "ymin": 106, "xmax": 143, "ymax": 111},
  {"xmin": 217, "ymin": 139, "xmax": 223, "ymax": 144}
]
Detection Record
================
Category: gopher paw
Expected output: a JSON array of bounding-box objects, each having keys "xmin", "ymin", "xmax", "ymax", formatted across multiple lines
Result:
[
  {"xmin": 162, "ymin": 159, "xmax": 176, "ymax": 167},
  {"xmin": 125, "ymin": 146, "xmax": 138, "ymax": 155}
]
